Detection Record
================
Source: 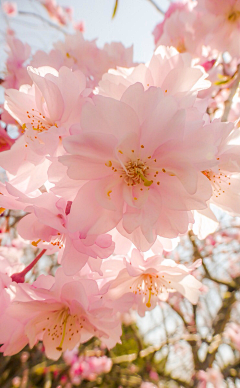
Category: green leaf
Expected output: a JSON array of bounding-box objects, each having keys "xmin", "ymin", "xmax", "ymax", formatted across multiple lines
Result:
[{"xmin": 112, "ymin": 0, "xmax": 118, "ymax": 19}]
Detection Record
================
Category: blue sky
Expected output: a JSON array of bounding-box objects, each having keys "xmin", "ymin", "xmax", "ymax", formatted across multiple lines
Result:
[{"xmin": 0, "ymin": 0, "xmax": 169, "ymax": 67}]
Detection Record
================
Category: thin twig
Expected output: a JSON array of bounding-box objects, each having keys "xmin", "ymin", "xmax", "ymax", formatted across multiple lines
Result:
[
  {"xmin": 18, "ymin": 11, "xmax": 67, "ymax": 34},
  {"xmin": 222, "ymin": 64, "xmax": 240, "ymax": 122},
  {"xmin": 188, "ymin": 231, "xmax": 237, "ymax": 289},
  {"xmin": 146, "ymin": 0, "xmax": 165, "ymax": 15}
]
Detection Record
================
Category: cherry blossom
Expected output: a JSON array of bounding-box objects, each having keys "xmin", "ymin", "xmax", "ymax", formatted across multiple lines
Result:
[
  {"xmin": 31, "ymin": 32, "xmax": 134, "ymax": 88},
  {"xmin": 101, "ymin": 249, "xmax": 202, "ymax": 317},
  {"xmin": 0, "ymin": 269, "xmax": 121, "ymax": 360},
  {"xmin": 58, "ymin": 84, "xmax": 222, "ymax": 245},
  {"xmin": 97, "ymin": 45, "xmax": 211, "ymax": 109},
  {"xmin": 196, "ymin": 0, "xmax": 240, "ymax": 57},
  {"xmin": 2, "ymin": 2, "xmax": 17, "ymax": 17}
]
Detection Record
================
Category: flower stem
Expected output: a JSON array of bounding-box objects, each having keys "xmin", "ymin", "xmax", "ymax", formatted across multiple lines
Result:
[{"xmin": 11, "ymin": 249, "xmax": 47, "ymax": 283}]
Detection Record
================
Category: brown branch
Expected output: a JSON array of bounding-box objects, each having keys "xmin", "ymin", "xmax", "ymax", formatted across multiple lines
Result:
[
  {"xmin": 222, "ymin": 64, "xmax": 240, "ymax": 122},
  {"xmin": 146, "ymin": 0, "xmax": 165, "ymax": 15},
  {"xmin": 18, "ymin": 11, "xmax": 67, "ymax": 34},
  {"xmin": 188, "ymin": 231, "xmax": 237, "ymax": 289},
  {"xmin": 199, "ymin": 291, "xmax": 236, "ymax": 370}
]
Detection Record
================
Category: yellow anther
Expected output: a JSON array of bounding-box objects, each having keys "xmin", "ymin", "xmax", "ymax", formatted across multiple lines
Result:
[
  {"xmin": 107, "ymin": 190, "xmax": 112, "ymax": 198},
  {"xmin": 105, "ymin": 161, "xmax": 112, "ymax": 167},
  {"xmin": 146, "ymin": 289, "xmax": 152, "ymax": 308},
  {"xmin": 0, "ymin": 207, "xmax": 5, "ymax": 214},
  {"xmin": 31, "ymin": 239, "xmax": 41, "ymax": 247}
]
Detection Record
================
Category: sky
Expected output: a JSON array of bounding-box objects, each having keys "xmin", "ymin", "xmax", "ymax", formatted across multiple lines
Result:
[{"xmin": 0, "ymin": 0, "xmax": 169, "ymax": 69}]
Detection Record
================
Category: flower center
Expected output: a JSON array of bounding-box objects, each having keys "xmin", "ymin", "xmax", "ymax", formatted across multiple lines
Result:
[
  {"xmin": 176, "ymin": 39, "xmax": 186, "ymax": 53},
  {"xmin": 43, "ymin": 308, "xmax": 85, "ymax": 352},
  {"xmin": 24, "ymin": 108, "xmax": 57, "ymax": 132},
  {"xmin": 129, "ymin": 274, "xmax": 171, "ymax": 308},
  {"xmin": 123, "ymin": 159, "xmax": 152, "ymax": 186}
]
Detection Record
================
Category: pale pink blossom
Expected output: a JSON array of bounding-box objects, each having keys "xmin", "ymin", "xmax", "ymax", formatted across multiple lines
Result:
[
  {"xmin": 2, "ymin": 2, "xmax": 17, "ymax": 17},
  {"xmin": 4, "ymin": 65, "xmax": 89, "ymax": 157},
  {"xmin": 153, "ymin": 2, "xmax": 190, "ymax": 45},
  {"xmin": 141, "ymin": 383, "xmax": 158, "ymax": 388},
  {"xmin": 154, "ymin": 8, "xmax": 203, "ymax": 57},
  {"xmin": 0, "ymin": 269, "xmax": 121, "ymax": 360},
  {"xmin": 31, "ymin": 32, "xmax": 134, "ymax": 88},
  {"xmin": 224, "ymin": 322, "xmax": 240, "ymax": 351},
  {"xmin": 41, "ymin": 0, "xmax": 70, "ymax": 25},
  {"xmin": 2, "ymin": 37, "xmax": 31, "ymax": 90},
  {"xmin": 197, "ymin": 368, "xmax": 224, "ymax": 388},
  {"xmin": 102, "ymin": 250, "xmax": 202, "ymax": 317},
  {"xmin": 202, "ymin": 122, "xmax": 240, "ymax": 215},
  {"xmin": 16, "ymin": 192, "xmax": 114, "ymax": 274},
  {"xmin": 58, "ymin": 85, "xmax": 221, "ymax": 245},
  {"xmin": 69, "ymin": 355, "xmax": 112, "ymax": 384},
  {"xmin": 74, "ymin": 21, "xmax": 85, "ymax": 32},
  {"xmin": 196, "ymin": 0, "xmax": 240, "ymax": 57},
  {"xmin": 97, "ymin": 45, "xmax": 211, "ymax": 109}
]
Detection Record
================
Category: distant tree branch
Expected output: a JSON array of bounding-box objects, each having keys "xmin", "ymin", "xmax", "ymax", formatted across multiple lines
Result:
[
  {"xmin": 146, "ymin": 0, "xmax": 165, "ymax": 15},
  {"xmin": 222, "ymin": 64, "xmax": 240, "ymax": 122},
  {"xmin": 18, "ymin": 11, "xmax": 67, "ymax": 34}
]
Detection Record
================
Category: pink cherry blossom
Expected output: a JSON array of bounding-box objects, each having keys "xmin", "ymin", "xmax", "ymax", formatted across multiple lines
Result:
[
  {"xmin": 2, "ymin": 37, "xmax": 31, "ymax": 90},
  {"xmin": 154, "ymin": 7, "xmax": 204, "ymax": 57},
  {"xmin": 202, "ymin": 122, "xmax": 240, "ymax": 215},
  {"xmin": 141, "ymin": 383, "xmax": 158, "ymax": 388},
  {"xmin": 31, "ymin": 32, "xmax": 134, "ymax": 88},
  {"xmin": 74, "ymin": 21, "xmax": 85, "ymax": 32},
  {"xmin": 58, "ymin": 84, "xmax": 221, "ymax": 245},
  {"xmin": 224, "ymin": 322, "xmax": 240, "ymax": 351},
  {"xmin": 197, "ymin": 368, "xmax": 224, "ymax": 388},
  {"xmin": 97, "ymin": 45, "xmax": 211, "ymax": 109},
  {"xmin": 69, "ymin": 355, "xmax": 112, "ymax": 384},
  {"xmin": 2, "ymin": 2, "xmax": 17, "ymax": 17},
  {"xmin": 16, "ymin": 192, "xmax": 114, "ymax": 274},
  {"xmin": 102, "ymin": 249, "xmax": 202, "ymax": 317},
  {"xmin": 153, "ymin": 1, "xmax": 190, "ymax": 45},
  {"xmin": 4, "ymin": 65, "xmax": 89, "ymax": 157},
  {"xmin": 0, "ymin": 268, "xmax": 121, "ymax": 360},
  {"xmin": 41, "ymin": 0, "xmax": 70, "ymax": 25},
  {"xmin": 196, "ymin": 0, "xmax": 240, "ymax": 57}
]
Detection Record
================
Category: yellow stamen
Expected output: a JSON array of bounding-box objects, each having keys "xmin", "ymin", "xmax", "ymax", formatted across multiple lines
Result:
[
  {"xmin": 56, "ymin": 316, "xmax": 68, "ymax": 351},
  {"xmin": 107, "ymin": 190, "xmax": 112, "ymax": 198},
  {"xmin": 31, "ymin": 239, "xmax": 41, "ymax": 247},
  {"xmin": 146, "ymin": 289, "xmax": 152, "ymax": 308},
  {"xmin": 105, "ymin": 161, "xmax": 112, "ymax": 167},
  {"xmin": 0, "ymin": 207, "xmax": 5, "ymax": 214}
]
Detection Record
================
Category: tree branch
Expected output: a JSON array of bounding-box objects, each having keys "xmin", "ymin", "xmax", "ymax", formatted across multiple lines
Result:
[
  {"xmin": 222, "ymin": 64, "xmax": 240, "ymax": 122},
  {"xmin": 18, "ymin": 11, "xmax": 67, "ymax": 34},
  {"xmin": 146, "ymin": 0, "xmax": 165, "ymax": 15},
  {"xmin": 199, "ymin": 291, "xmax": 236, "ymax": 370}
]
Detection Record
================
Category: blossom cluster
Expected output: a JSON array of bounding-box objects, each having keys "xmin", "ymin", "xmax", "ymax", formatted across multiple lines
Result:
[{"xmin": 1, "ymin": 0, "xmax": 240, "ymax": 369}]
